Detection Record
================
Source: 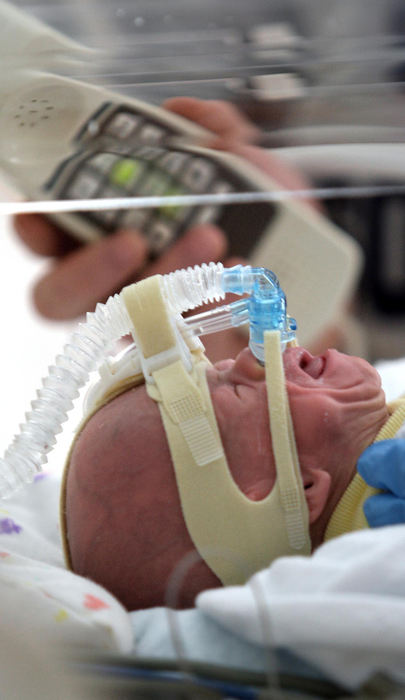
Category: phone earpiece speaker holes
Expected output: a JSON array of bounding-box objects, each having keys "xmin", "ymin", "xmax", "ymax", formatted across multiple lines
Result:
[
  {"xmin": 13, "ymin": 97, "xmax": 55, "ymax": 129},
  {"xmin": 0, "ymin": 80, "xmax": 85, "ymax": 162}
]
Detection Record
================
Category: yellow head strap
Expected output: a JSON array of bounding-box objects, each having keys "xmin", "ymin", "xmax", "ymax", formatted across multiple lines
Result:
[{"xmin": 122, "ymin": 275, "xmax": 311, "ymax": 585}]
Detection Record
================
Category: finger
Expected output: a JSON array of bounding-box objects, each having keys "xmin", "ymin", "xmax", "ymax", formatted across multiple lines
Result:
[
  {"xmin": 13, "ymin": 214, "xmax": 78, "ymax": 257},
  {"xmin": 141, "ymin": 225, "xmax": 227, "ymax": 277},
  {"xmin": 163, "ymin": 97, "xmax": 259, "ymax": 144},
  {"xmin": 213, "ymin": 142, "xmax": 321, "ymax": 212},
  {"xmin": 363, "ymin": 493, "xmax": 405, "ymax": 527},
  {"xmin": 231, "ymin": 144, "xmax": 310, "ymax": 189},
  {"xmin": 357, "ymin": 440, "xmax": 405, "ymax": 495},
  {"xmin": 33, "ymin": 230, "xmax": 148, "ymax": 320}
]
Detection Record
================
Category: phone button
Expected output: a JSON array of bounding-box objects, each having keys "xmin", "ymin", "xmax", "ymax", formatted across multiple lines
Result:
[
  {"xmin": 158, "ymin": 185, "xmax": 189, "ymax": 221},
  {"xmin": 190, "ymin": 181, "xmax": 233, "ymax": 224},
  {"xmin": 138, "ymin": 124, "xmax": 166, "ymax": 145},
  {"xmin": 66, "ymin": 169, "xmax": 100, "ymax": 200},
  {"xmin": 109, "ymin": 158, "xmax": 145, "ymax": 189},
  {"xmin": 104, "ymin": 112, "xmax": 141, "ymax": 139},
  {"xmin": 139, "ymin": 171, "xmax": 171, "ymax": 197},
  {"xmin": 91, "ymin": 186, "xmax": 122, "ymax": 226},
  {"xmin": 182, "ymin": 158, "xmax": 215, "ymax": 191},
  {"xmin": 159, "ymin": 151, "xmax": 190, "ymax": 175},
  {"xmin": 148, "ymin": 220, "xmax": 176, "ymax": 254},
  {"xmin": 89, "ymin": 153, "xmax": 119, "ymax": 174}
]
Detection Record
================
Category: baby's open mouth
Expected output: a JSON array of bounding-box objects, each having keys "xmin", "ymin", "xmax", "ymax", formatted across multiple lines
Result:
[{"xmin": 299, "ymin": 352, "xmax": 326, "ymax": 379}]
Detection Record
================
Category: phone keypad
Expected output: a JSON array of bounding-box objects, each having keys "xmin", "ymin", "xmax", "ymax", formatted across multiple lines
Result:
[
  {"xmin": 56, "ymin": 144, "xmax": 240, "ymax": 255},
  {"xmin": 57, "ymin": 142, "xmax": 239, "ymax": 254},
  {"xmin": 47, "ymin": 101, "xmax": 275, "ymax": 257},
  {"xmin": 55, "ymin": 89, "xmax": 271, "ymax": 255}
]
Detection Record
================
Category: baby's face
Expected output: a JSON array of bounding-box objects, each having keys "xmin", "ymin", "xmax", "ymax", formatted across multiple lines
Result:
[{"xmin": 206, "ymin": 346, "xmax": 388, "ymax": 503}]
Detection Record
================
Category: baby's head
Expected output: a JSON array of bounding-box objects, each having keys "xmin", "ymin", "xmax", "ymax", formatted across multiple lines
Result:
[{"xmin": 63, "ymin": 344, "xmax": 387, "ymax": 610}]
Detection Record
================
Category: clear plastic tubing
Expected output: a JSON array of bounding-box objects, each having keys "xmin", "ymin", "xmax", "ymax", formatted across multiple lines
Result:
[
  {"xmin": 0, "ymin": 262, "xmax": 292, "ymax": 499},
  {"xmin": 180, "ymin": 264, "xmax": 296, "ymax": 361}
]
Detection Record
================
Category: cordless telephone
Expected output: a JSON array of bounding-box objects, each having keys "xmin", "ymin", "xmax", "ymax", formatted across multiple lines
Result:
[{"xmin": 0, "ymin": 0, "xmax": 362, "ymax": 345}]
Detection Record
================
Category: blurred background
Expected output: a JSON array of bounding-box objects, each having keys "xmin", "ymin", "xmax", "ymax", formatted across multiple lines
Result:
[{"xmin": 2, "ymin": 0, "xmax": 405, "ymax": 456}]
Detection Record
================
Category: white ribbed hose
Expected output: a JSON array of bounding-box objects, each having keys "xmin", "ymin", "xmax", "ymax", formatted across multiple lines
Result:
[{"xmin": 0, "ymin": 262, "xmax": 225, "ymax": 499}]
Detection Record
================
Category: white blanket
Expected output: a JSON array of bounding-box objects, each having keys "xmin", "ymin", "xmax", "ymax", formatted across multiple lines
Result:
[
  {"xmin": 1, "ymin": 358, "xmax": 405, "ymax": 690},
  {"xmin": 197, "ymin": 525, "xmax": 405, "ymax": 688}
]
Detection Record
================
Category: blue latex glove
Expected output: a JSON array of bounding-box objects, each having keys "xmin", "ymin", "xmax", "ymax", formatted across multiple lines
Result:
[{"xmin": 357, "ymin": 440, "xmax": 405, "ymax": 527}]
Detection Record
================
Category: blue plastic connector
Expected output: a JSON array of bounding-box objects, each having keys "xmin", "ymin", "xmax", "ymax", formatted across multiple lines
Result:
[
  {"xmin": 182, "ymin": 265, "xmax": 297, "ymax": 363},
  {"xmin": 223, "ymin": 265, "xmax": 297, "ymax": 363}
]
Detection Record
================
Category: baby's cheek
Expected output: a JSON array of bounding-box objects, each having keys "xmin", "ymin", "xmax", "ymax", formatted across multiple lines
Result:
[
  {"xmin": 321, "ymin": 402, "xmax": 346, "ymax": 438},
  {"xmin": 292, "ymin": 398, "xmax": 347, "ymax": 464},
  {"xmin": 323, "ymin": 396, "xmax": 386, "ymax": 467}
]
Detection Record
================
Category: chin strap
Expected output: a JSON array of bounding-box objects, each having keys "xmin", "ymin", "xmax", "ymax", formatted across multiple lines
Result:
[
  {"xmin": 264, "ymin": 331, "xmax": 311, "ymax": 551},
  {"xmin": 121, "ymin": 276, "xmax": 311, "ymax": 585}
]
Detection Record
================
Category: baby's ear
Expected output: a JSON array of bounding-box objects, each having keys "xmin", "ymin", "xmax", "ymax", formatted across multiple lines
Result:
[{"xmin": 303, "ymin": 467, "xmax": 331, "ymax": 524}]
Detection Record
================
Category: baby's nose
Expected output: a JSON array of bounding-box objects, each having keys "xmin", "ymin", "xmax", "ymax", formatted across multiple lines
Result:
[{"xmin": 231, "ymin": 347, "xmax": 266, "ymax": 382}]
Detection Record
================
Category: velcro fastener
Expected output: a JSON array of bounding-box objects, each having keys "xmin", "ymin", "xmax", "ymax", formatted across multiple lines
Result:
[{"xmin": 153, "ymin": 360, "xmax": 224, "ymax": 467}]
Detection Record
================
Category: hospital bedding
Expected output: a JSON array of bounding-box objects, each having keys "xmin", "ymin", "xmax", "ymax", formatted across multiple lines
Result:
[{"xmin": 1, "ymin": 358, "xmax": 405, "ymax": 692}]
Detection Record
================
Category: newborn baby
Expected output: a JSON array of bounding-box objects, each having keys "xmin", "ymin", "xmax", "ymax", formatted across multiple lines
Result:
[{"xmin": 62, "ymin": 344, "xmax": 387, "ymax": 610}]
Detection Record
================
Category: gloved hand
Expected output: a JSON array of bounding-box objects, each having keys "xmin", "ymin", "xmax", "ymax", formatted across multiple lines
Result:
[{"xmin": 357, "ymin": 440, "xmax": 405, "ymax": 527}]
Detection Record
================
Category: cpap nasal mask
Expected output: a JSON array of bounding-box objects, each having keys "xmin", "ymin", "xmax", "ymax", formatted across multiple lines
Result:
[{"xmin": 0, "ymin": 263, "xmax": 311, "ymax": 583}]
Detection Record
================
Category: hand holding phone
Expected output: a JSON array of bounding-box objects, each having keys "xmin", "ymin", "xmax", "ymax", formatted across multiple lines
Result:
[
  {"xmin": 3, "ymin": 0, "xmax": 361, "ymax": 353},
  {"xmin": 12, "ymin": 95, "xmax": 361, "ymax": 357},
  {"xmin": 13, "ymin": 95, "xmax": 261, "ymax": 297}
]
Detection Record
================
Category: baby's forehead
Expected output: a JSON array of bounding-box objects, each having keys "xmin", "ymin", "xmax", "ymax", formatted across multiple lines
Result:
[
  {"xmin": 70, "ymin": 383, "xmax": 172, "ymax": 487},
  {"xmin": 99, "ymin": 384, "xmax": 163, "ymax": 434},
  {"xmin": 99, "ymin": 381, "xmax": 153, "ymax": 414}
]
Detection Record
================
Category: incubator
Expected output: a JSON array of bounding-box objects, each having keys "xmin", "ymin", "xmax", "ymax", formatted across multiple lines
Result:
[{"xmin": 2, "ymin": 1, "xmax": 405, "ymax": 697}]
